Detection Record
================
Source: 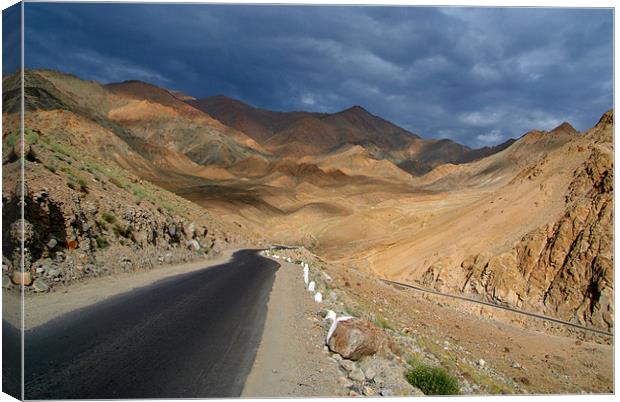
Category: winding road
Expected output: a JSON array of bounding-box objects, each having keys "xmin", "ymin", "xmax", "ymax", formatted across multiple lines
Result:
[{"xmin": 22, "ymin": 249, "xmax": 279, "ymax": 399}]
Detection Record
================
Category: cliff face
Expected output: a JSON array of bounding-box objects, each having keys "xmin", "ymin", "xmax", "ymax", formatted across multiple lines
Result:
[{"xmin": 423, "ymin": 111, "xmax": 614, "ymax": 331}]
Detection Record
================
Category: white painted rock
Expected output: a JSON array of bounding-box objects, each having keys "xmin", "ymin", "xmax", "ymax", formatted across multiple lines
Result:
[
  {"xmin": 314, "ymin": 292, "xmax": 323, "ymax": 303},
  {"xmin": 308, "ymin": 281, "xmax": 316, "ymax": 292}
]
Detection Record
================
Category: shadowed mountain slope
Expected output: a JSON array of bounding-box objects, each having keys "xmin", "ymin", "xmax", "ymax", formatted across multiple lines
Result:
[{"xmin": 187, "ymin": 95, "xmax": 513, "ymax": 173}]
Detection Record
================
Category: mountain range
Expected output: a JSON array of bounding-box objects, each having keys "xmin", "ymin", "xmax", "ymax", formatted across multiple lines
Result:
[{"xmin": 2, "ymin": 68, "xmax": 613, "ymax": 333}]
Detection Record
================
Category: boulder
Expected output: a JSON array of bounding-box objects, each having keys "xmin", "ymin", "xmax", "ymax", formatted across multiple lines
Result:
[
  {"xmin": 364, "ymin": 367, "xmax": 377, "ymax": 381},
  {"xmin": 340, "ymin": 359, "xmax": 356, "ymax": 372},
  {"xmin": 32, "ymin": 278, "xmax": 50, "ymax": 293},
  {"xmin": 46, "ymin": 237, "xmax": 58, "ymax": 250},
  {"xmin": 349, "ymin": 367, "xmax": 366, "ymax": 382},
  {"xmin": 187, "ymin": 239, "xmax": 200, "ymax": 251},
  {"xmin": 168, "ymin": 223, "xmax": 177, "ymax": 238},
  {"xmin": 133, "ymin": 230, "xmax": 148, "ymax": 245},
  {"xmin": 11, "ymin": 271, "xmax": 33, "ymax": 286},
  {"xmin": 10, "ymin": 219, "xmax": 34, "ymax": 245},
  {"xmin": 328, "ymin": 319, "xmax": 389, "ymax": 360},
  {"xmin": 184, "ymin": 222, "xmax": 196, "ymax": 239}
]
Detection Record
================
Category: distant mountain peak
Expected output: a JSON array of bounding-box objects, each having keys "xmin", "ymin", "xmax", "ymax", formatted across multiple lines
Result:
[
  {"xmin": 340, "ymin": 104, "xmax": 371, "ymax": 115},
  {"xmin": 551, "ymin": 121, "xmax": 578, "ymax": 134}
]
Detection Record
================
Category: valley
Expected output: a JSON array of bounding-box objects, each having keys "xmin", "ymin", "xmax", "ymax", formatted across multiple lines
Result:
[{"xmin": 2, "ymin": 68, "xmax": 614, "ymax": 396}]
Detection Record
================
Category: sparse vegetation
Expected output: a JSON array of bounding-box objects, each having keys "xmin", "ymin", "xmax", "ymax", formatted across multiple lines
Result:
[
  {"xmin": 373, "ymin": 314, "xmax": 393, "ymax": 331},
  {"xmin": 25, "ymin": 129, "xmax": 40, "ymax": 145},
  {"xmin": 344, "ymin": 305, "xmax": 362, "ymax": 318},
  {"xmin": 4, "ymin": 130, "xmax": 19, "ymax": 147},
  {"xmin": 132, "ymin": 185, "xmax": 146, "ymax": 199},
  {"xmin": 44, "ymin": 163, "xmax": 57, "ymax": 173},
  {"xmin": 95, "ymin": 235, "xmax": 109, "ymax": 249},
  {"xmin": 96, "ymin": 218, "xmax": 109, "ymax": 230},
  {"xmin": 109, "ymin": 176, "xmax": 126, "ymax": 189},
  {"xmin": 112, "ymin": 221, "xmax": 133, "ymax": 239},
  {"xmin": 67, "ymin": 171, "xmax": 88, "ymax": 192},
  {"xmin": 101, "ymin": 212, "xmax": 117, "ymax": 224},
  {"xmin": 76, "ymin": 177, "xmax": 88, "ymax": 192},
  {"xmin": 406, "ymin": 362, "xmax": 460, "ymax": 396}
]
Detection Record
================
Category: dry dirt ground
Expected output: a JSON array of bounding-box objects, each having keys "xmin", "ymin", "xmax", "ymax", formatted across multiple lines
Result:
[
  {"xmin": 272, "ymin": 247, "xmax": 614, "ymax": 395},
  {"xmin": 329, "ymin": 261, "xmax": 614, "ymax": 394},
  {"xmin": 242, "ymin": 257, "xmax": 343, "ymax": 397}
]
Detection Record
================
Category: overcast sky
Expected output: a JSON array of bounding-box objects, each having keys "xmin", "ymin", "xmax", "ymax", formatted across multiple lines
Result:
[{"xmin": 19, "ymin": 3, "xmax": 613, "ymax": 147}]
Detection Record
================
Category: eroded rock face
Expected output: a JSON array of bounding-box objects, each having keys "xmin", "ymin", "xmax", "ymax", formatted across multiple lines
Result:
[
  {"xmin": 328, "ymin": 319, "xmax": 389, "ymax": 360},
  {"xmin": 420, "ymin": 111, "xmax": 614, "ymax": 332}
]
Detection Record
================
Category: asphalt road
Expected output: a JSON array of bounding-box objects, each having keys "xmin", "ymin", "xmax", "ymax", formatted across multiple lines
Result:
[{"xmin": 22, "ymin": 249, "xmax": 279, "ymax": 399}]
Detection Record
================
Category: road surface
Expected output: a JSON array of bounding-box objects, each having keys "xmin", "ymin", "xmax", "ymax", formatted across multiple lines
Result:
[{"xmin": 22, "ymin": 249, "xmax": 279, "ymax": 399}]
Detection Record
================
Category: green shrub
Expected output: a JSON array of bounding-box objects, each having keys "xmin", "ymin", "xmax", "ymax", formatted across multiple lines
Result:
[
  {"xmin": 406, "ymin": 364, "xmax": 460, "ymax": 395},
  {"xmin": 101, "ymin": 212, "xmax": 117, "ymax": 224},
  {"xmin": 44, "ymin": 163, "xmax": 57, "ymax": 173},
  {"xmin": 4, "ymin": 131, "xmax": 19, "ymax": 147},
  {"xmin": 132, "ymin": 185, "xmax": 146, "ymax": 199},
  {"xmin": 76, "ymin": 177, "xmax": 88, "ymax": 192},
  {"xmin": 96, "ymin": 218, "xmax": 108, "ymax": 230},
  {"xmin": 25, "ymin": 129, "xmax": 39, "ymax": 145},
  {"xmin": 112, "ymin": 222, "xmax": 133, "ymax": 239},
  {"xmin": 109, "ymin": 176, "xmax": 126, "ymax": 189},
  {"xmin": 95, "ymin": 235, "xmax": 109, "ymax": 249},
  {"xmin": 373, "ymin": 314, "xmax": 393, "ymax": 331}
]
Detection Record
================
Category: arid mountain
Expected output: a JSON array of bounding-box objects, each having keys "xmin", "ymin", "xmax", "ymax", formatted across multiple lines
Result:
[
  {"xmin": 328, "ymin": 113, "xmax": 612, "ymax": 331},
  {"xmin": 18, "ymin": 71, "xmax": 269, "ymax": 173},
  {"xmin": 187, "ymin": 95, "xmax": 511, "ymax": 173},
  {"xmin": 3, "ymin": 69, "xmax": 612, "ymax": 333},
  {"xmin": 180, "ymin": 101, "xmax": 613, "ymax": 332},
  {"xmin": 2, "ymin": 71, "xmax": 260, "ymax": 295}
]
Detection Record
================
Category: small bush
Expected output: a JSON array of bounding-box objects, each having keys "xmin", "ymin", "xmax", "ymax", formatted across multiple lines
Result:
[
  {"xmin": 76, "ymin": 177, "xmax": 88, "ymax": 192},
  {"xmin": 4, "ymin": 131, "xmax": 19, "ymax": 147},
  {"xmin": 406, "ymin": 364, "xmax": 460, "ymax": 395},
  {"xmin": 101, "ymin": 212, "xmax": 117, "ymax": 224},
  {"xmin": 96, "ymin": 218, "xmax": 108, "ymax": 230},
  {"xmin": 112, "ymin": 222, "xmax": 133, "ymax": 239},
  {"xmin": 95, "ymin": 235, "xmax": 109, "ymax": 249},
  {"xmin": 132, "ymin": 185, "xmax": 146, "ymax": 199},
  {"xmin": 44, "ymin": 163, "xmax": 57, "ymax": 173},
  {"xmin": 25, "ymin": 129, "xmax": 39, "ymax": 145},
  {"xmin": 373, "ymin": 314, "xmax": 393, "ymax": 330},
  {"xmin": 109, "ymin": 176, "xmax": 126, "ymax": 189}
]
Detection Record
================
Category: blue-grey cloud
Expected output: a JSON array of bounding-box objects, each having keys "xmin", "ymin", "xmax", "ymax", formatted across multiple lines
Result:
[{"xmin": 23, "ymin": 3, "xmax": 612, "ymax": 147}]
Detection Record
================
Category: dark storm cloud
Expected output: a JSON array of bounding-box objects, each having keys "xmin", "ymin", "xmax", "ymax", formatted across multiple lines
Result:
[{"xmin": 23, "ymin": 3, "xmax": 612, "ymax": 147}]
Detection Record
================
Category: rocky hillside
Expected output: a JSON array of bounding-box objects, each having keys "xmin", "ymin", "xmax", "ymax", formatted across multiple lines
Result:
[
  {"xmin": 2, "ymin": 72, "xmax": 258, "ymax": 293},
  {"xmin": 3, "ymin": 69, "xmax": 612, "ymax": 335},
  {"xmin": 417, "ymin": 111, "xmax": 614, "ymax": 331}
]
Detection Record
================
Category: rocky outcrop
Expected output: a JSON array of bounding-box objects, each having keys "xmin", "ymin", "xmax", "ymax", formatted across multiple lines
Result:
[
  {"xmin": 421, "ymin": 110, "xmax": 614, "ymax": 331},
  {"xmin": 328, "ymin": 319, "xmax": 390, "ymax": 360},
  {"xmin": 1, "ymin": 144, "xmax": 249, "ymax": 292},
  {"xmin": 2, "ymin": 183, "xmax": 226, "ymax": 291}
]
